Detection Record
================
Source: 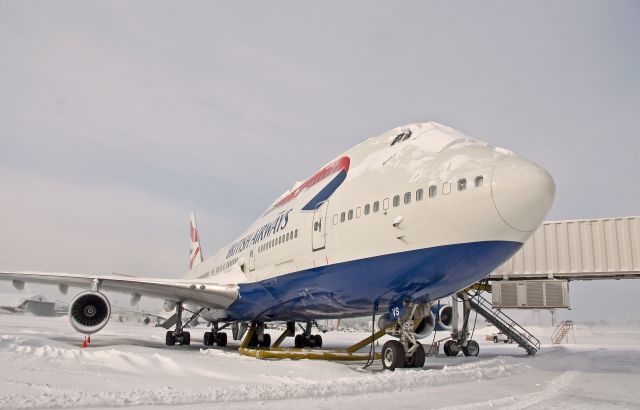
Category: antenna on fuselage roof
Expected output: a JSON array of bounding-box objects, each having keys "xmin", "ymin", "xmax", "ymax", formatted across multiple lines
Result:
[{"xmin": 189, "ymin": 211, "xmax": 204, "ymax": 270}]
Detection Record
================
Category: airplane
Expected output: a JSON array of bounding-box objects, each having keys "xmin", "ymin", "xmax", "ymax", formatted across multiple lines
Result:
[{"xmin": 0, "ymin": 121, "xmax": 555, "ymax": 370}]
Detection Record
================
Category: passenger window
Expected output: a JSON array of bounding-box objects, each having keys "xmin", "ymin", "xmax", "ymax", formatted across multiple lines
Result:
[
  {"xmin": 443, "ymin": 182, "xmax": 451, "ymax": 195},
  {"xmin": 404, "ymin": 192, "xmax": 411, "ymax": 204},
  {"xmin": 373, "ymin": 201, "xmax": 380, "ymax": 213},
  {"xmin": 364, "ymin": 204, "xmax": 370, "ymax": 215},
  {"xmin": 295, "ymin": 229, "xmax": 298, "ymax": 238},
  {"xmin": 416, "ymin": 189, "xmax": 423, "ymax": 201},
  {"xmin": 286, "ymin": 232, "xmax": 290, "ymax": 241},
  {"xmin": 475, "ymin": 175, "xmax": 483, "ymax": 187},
  {"xmin": 348, "ymin": 210, "xmax": 353, "ymax": 220},
  {"xmin": 383, "ymin": 198, "xmax": 389, "ymax": 210},
  {"xmin": 356, "ymin": 207, "xmax": 361, "ymax": 218},
  {"xmin": 341, "ymin": 212, "xmax": 346, "ymax": 222},
  {"xmin": 393, "ymin": 195, "xmax": 400, "ymax": 207},
  {"xmin": 458, "ymin": 178, "xmax": 467, "ymax": 191},
  {"xmin": 429, "ymin": 185, "xmax": 437, "ymax": 198},
  {"xmin": 333, "ymin": 214, "xmax": 339, "ymax": 225}
]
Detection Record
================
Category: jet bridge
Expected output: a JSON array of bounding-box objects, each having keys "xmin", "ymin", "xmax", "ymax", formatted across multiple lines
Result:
[{"xmin": 490, "ymin": 216, "xmax": 640, "ymax": 282}]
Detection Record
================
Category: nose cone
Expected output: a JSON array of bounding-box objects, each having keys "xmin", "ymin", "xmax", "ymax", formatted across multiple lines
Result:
[{"xmin": 491, "ymin": 156, "xmax": 555, "ymax": 232}]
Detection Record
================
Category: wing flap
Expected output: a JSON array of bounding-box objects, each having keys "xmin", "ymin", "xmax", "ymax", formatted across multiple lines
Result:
[{"xmin": 0, "ymin": 271, "xmax": 239, "ymax": 309}]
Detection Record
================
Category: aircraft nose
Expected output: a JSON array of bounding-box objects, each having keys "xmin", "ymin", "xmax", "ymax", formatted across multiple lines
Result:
[{"xmin": 491, "ymin": 155, "xmax": 555, "ymax": 232}]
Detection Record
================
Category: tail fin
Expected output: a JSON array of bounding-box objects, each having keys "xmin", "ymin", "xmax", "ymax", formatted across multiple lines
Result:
[{"xmin": 189, "ymin": 212, "xmax": 204, "ymax": 270}]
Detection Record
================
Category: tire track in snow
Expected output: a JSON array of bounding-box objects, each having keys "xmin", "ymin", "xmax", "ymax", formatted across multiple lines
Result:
[
  {"xmin": 435, "ymin": 370, "xmax": 579, "ymax": 410},
  {"xmin": 0, "ymin": 357, "xmax": 530, "ymax": 409}
]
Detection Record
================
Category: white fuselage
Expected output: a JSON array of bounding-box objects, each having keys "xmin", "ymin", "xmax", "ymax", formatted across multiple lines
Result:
[{"xmin": 185, "ymin": 122, "xmax": 554, "ymax": 321}]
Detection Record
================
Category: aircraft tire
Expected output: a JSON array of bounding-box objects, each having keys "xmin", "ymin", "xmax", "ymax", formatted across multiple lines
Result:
[
  {"xmin": 165, "ymin": 331, "xmax": 176, "ymax": 346},
  {"xmin": 294, "ymin": 334, "xmax": 304, "ymax": 348},
  {"xmin": 462, "ymin": 340, "xmax": 479, "ymax": 357},
  {"xmin": 381, "ymin": 340, "xmax": 405, "ymax": 371},
  {"xmin": 444, "ymin": 340, "xmax": 460, "ymax": 356},
  {"xmin": 203, "ymin": 331, "xmax": 213, "ymax": 346},
  {"xmin": 261, "ymin": 333, "xmax": 271, "ymax": 348},
  {"xmin": 313, "ymin": 334, "xmax": 322, "ymax": 348},
  {"xmin": 406, "ymin": 343, "xmax": 426, "ymax": 368},
  {"xmin": 216, "ymin": 332, "xmax": 227, "ymax": 347},
  {"xmin": 181, "ymin": 331, "xmax": 191, "ymax": 346}
]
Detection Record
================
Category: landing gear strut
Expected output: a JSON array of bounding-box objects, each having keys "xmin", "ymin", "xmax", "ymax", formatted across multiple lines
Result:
[
  {"xmin": 380, "ymin": 303, "xmax": 427, "ymax": 371},
  {"xmin": 446, "ymin": 292, "xmax": 479, "ymax": 357},
  {"xmin": 294, "ymin": 321, "xmax": 323, "ymax": 348}
]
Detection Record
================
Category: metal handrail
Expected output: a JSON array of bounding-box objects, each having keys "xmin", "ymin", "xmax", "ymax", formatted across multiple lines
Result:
[
  {"xmin": 551, "ymin": 320, "xmax": 573, "ymax": 344},
  {"xmin": 470, "ymin": 293, "xmax": 541, "ymax": 350}
]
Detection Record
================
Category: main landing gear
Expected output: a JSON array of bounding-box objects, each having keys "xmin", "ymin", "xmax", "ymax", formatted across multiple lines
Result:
[
  {"xmin": 203, "ymin": 322, "xmax": 228, "ymax": 347},
  {"xmin": 294, "ymin": 321, "xmax": 323, "ymax": 348},
  {"xmin": 245, "ymin": 322, "xmax": 272, "ymax": 348},
  {"xmin": 380, "ymin": 304, "xmax": 428, "ymax": 371},
  {"xmin": 165, "ymin": 302, "xmax": 205, "ymax": 346},
  {"xmin": 165, "ymin": 302, "xmax": 190, "ymax": 346}
]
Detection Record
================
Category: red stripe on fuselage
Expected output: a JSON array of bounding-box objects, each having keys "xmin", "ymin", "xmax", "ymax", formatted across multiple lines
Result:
[{"xmin": 272, "ymin": 156, "xmax": 350, "ymax": 209}]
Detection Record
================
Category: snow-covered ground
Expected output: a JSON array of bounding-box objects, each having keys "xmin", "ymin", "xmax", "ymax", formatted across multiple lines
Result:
[{"xmin": 1, "ymin": 313, "xmax": 639, "ymax": 409}]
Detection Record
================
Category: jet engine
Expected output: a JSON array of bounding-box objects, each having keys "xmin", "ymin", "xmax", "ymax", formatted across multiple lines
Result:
[
  {"xmin": 414, "ymin": 310, "xmax": 436, "ymax": 339},
  {"xmin": 68, "ymin": 291, "xmax": 111, "ymax": 334},
  {"xmin": 432, "ymin": 304, "xmax": 454, "ymax": 331},
  {"xmin": 377, "ymin": 304, "xmax": 436, "ymax": 340}
]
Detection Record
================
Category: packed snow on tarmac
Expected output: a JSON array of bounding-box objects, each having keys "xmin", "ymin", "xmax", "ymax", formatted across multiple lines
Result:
[{"xmin": 1, "ymin": 312, "xmax": 639, "ymax": 409}]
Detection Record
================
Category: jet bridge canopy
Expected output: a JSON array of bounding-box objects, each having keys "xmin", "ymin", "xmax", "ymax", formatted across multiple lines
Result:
[{"xmin": 490, "ymin": 216, "xmax": 640, "ymax": 281}]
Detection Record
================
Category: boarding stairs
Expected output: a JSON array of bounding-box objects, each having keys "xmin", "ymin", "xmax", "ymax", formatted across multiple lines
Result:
[
  {"xmin": 468, "ymin": 293, "xmax": 541, "ymax": 355},
  {"xmin": 551, "ymin": 320, "xmax": 574, "ymax": 344}
]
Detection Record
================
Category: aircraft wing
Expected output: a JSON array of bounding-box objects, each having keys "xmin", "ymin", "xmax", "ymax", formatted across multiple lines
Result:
[{"xmin": 0, "ymin": 271, "xmax": 239, "ymax": 308}]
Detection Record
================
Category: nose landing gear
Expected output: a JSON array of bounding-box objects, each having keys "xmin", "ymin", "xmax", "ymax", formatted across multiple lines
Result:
[{"xmin": 380, "ymin": 304, "xmax": 428, "ymax": 371}]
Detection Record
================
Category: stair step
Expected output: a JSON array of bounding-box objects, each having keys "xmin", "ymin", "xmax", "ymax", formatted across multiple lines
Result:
[{"xmin": 467, "ymin": 293, "xmax": 540, "ymax": 355}]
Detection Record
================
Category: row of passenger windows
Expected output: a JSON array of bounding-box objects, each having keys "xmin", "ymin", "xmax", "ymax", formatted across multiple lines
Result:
[
  {"xmin": 332, "ymin": 175, "xmax": 484, "ymax": 225},
  {"xmin": 215, "ymin": 257, "xmax": 238, "ymax": 273},
  {"xmin": 258, "ymin": 229, "xmax": 299, "ymax": 254}
]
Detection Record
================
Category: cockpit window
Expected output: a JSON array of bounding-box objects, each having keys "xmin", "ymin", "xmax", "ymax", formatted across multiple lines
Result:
[
  {"xmin": 390, "ymin": 130, "xmax": 412, "ymax": 146},
  {"xmin": 458, "ymin": 178, "xmax": 467, "ymax": 191},
  {"xmin": 429, "ymin": 185, "xmax": 437, "ymax": 198}
]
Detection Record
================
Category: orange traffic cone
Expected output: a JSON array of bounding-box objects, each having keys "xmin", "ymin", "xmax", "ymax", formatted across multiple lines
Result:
[
  {"xmin": 82, "ymin": 337, "xmax": 88, "ymax": 348},
  {"xmin": 87, "ymin": 335, "xmax": 91, "ymax": 344}
]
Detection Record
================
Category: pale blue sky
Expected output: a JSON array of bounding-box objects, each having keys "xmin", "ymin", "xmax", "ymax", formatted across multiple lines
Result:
[{"xmin": 0, "ymin": 1, "xmax": 638, "ymax": 320}]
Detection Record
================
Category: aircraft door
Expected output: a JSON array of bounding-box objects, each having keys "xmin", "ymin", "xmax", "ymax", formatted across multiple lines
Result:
[
  {"xmin": 312, "ymin": 200, "xmax": 328, "ymax": 251},
  {"xmin": 249, "ymin": 247, "xmax": 255, "ymax": 271}
]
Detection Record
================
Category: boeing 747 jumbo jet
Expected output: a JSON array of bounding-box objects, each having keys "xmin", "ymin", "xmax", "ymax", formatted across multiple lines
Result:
[{"xmin": 1, "ymin": 122, "xmax": 555, "ymax": 370}]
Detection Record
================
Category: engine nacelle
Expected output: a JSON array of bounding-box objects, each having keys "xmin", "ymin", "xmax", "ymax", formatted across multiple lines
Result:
[
  {"xmin": 414, "ymin": 310, "xmax": 435, "ymax": 339},
  {"xmin": 68, "ymin": 291, "xmax": 111, "ymax": 334},
  {"xmin": 378, "ymin": 308, "xmax": 436, "ymax": 340},
  {"xmin": 432, "ymin": 304, "xmax": 454, "ymax": 331}
]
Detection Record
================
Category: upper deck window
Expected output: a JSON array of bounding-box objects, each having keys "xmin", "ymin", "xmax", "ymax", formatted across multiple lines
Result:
[
  {"xmin": 458, "ymin": 178, "xmax": 467, "ymax": 191},
  {"xmin": 404, "ymin": 192, "xmax": 411, "ymax": 204},
  {"xmin": 429, "ymin": 185, "xmax": 437, "ymax": 198},
  {"xmin": 364, "ymin": 204, "xmax": 370, "ymax": 215},
  {"xmin": 373, "ymin": 201, "xmax": 380, "ymax": 213},
  {"xmin": 393, "ymin": 195, "xmax": 400, "ymax": 207},
  {"xmin": 416, "ymin": 189, "xmax": 424, "ymax": 201},
  {"xmin": 475, "ymin": 175, "xmax": 484, "ymax": 187}
]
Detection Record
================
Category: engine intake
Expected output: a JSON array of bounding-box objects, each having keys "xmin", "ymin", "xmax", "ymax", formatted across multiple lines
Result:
[
  {"xmin": 433, "ymin": 304, "xmax": 453, "ymax": 331},
  {"xmin": 69, "ymin": 291, "xmax": 111, "ymax": 334}
]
